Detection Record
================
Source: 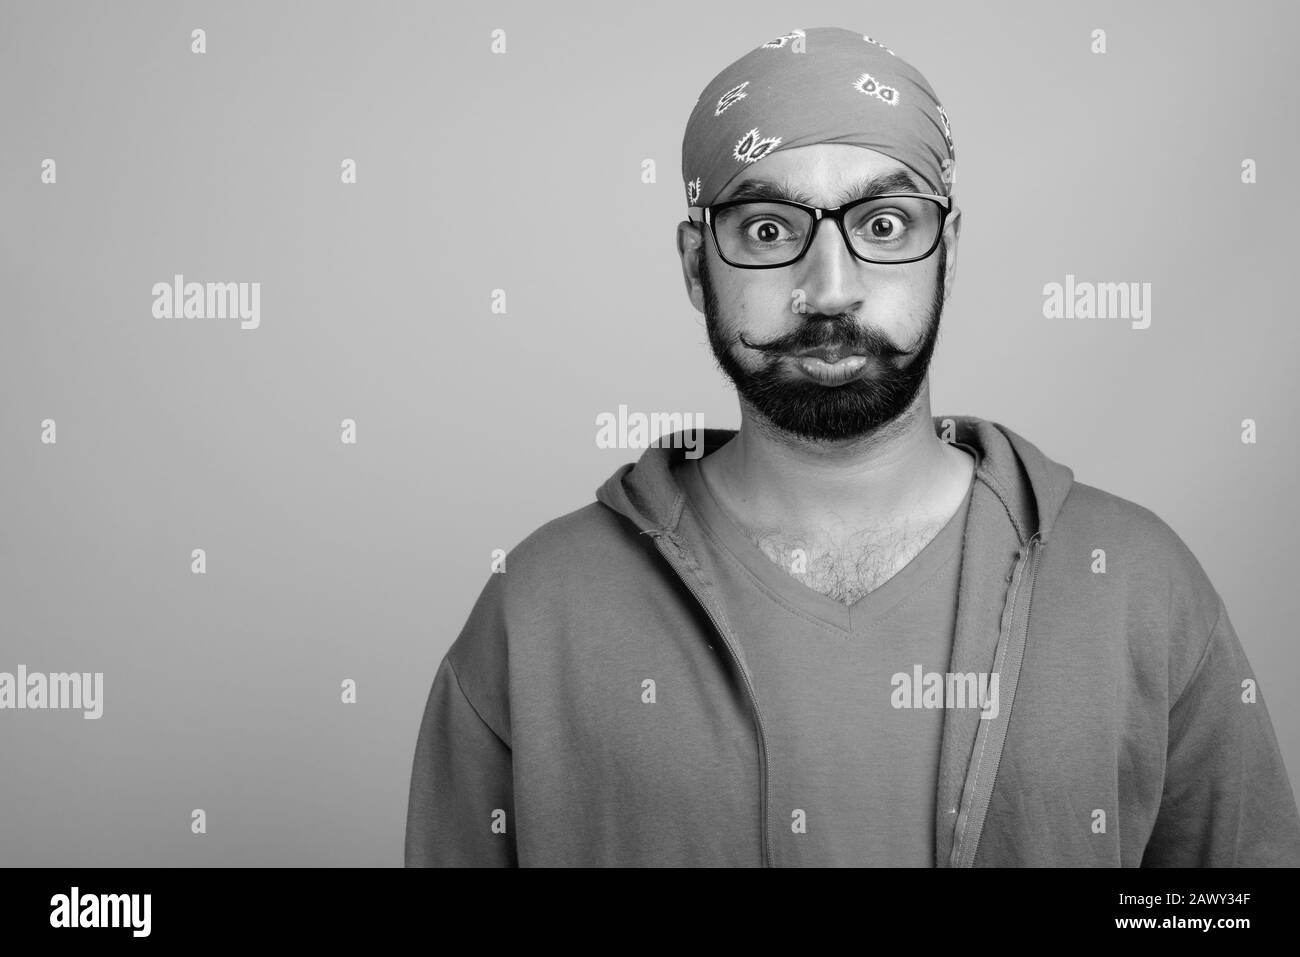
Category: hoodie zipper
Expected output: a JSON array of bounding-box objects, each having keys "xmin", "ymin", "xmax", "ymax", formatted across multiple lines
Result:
[
  {"xmin": 949, "ymin": 530, "xmax": 1044, "ymax": 867},
  {"xmin": 647, "ymin": 531, "xmax": 775, "ymax": 868}
]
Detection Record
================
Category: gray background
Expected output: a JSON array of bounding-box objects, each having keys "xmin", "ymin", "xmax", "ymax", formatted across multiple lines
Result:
[{"xmin": 1, "ymin": 0, "xmax": 1296, "ymax": 866}]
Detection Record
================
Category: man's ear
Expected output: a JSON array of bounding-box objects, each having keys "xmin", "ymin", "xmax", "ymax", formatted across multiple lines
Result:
[
  {"xmin": 940, "ymin": 206, "xmax": 960, "ymax": 300},
  {"xmin": 677, "ymin": 220, "xmax": 707, "ymax": 314}
]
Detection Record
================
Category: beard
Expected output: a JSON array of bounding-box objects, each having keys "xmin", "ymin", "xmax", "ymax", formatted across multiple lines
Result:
[{"xmin": 699, "ymin": 242, "xmax": 947, "ymax": 443}]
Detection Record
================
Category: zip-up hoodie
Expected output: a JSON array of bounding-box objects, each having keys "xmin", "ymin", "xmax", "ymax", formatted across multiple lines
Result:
[{"xmin": 404, "ymin": 415, "xmax": 1300, "ymax": 866}]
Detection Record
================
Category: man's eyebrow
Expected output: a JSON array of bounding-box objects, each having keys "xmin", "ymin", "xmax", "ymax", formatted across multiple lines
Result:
[{"xmin": 720, "ymin": 170, "xmax": 922, "ymax": 205}]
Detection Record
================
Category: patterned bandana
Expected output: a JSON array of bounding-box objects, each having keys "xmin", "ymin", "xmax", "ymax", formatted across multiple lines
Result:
[{"xmin": 680, "ymin": 26, "xmax": 956, "ymax": 212}]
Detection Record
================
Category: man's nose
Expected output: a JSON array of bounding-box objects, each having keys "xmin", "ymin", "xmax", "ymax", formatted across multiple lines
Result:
[{"xmin": 792, "ymin": 218, "xmax": 867, "ymax": 315}]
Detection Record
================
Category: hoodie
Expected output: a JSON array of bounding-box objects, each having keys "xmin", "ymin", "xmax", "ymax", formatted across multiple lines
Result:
[{"xmin": 404, "ymin": 415, "xmax": 1300, "ymax": 866}]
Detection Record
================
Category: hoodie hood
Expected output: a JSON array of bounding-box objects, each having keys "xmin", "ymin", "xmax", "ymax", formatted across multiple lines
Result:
[{"xmin": 596, "ymin": 414, "xmax": 1075, "ymax": 547}]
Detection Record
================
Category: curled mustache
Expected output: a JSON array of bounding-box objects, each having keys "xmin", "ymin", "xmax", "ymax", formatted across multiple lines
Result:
[{"xmin": 737, "ymin": 314, "xmax": 909, "ymax": 360}]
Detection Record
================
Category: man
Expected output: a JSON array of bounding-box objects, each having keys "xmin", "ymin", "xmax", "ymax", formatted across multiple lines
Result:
[{"xmin": 404, "ymin": 26, "xmax": 1300, "ymax": 866}]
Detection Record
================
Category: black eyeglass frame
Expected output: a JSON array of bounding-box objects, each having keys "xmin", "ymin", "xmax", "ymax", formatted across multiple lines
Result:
[{"xmin": 687, "ymin": 192, "xmax": 952, "ymax": 269}]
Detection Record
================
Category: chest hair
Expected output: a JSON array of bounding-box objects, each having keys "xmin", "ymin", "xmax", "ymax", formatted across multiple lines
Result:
[{"xmin": 745, "ymin": 517, "xmax": 951, "ymax": 606}]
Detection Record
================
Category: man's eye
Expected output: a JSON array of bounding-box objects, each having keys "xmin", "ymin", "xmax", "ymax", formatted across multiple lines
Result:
[
  {"xmin": 860, "ymin": 214, "xmax": 908, "ymax": 242},
  {"xmin": 746, "ymin": 220, "xmax": 798, "ymax": 244}
]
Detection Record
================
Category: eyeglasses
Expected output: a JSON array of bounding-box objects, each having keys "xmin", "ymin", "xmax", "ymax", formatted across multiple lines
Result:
[{"xmin": 687, "ymin": 192, "xmax": 951, "ymax": 268}]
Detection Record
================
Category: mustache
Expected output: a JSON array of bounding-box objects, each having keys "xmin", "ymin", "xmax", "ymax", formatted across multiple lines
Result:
[{"xmin": 736, "ymin": 315, "xmax": 909, "ymax": 359}]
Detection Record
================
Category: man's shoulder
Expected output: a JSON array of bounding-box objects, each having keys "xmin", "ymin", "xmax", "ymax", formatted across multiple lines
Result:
[
  {"xmin": 472, "ymin": 500, "xmax": 660, "ymax": 619},
  {"xmin": 444, "ymin": 500, "xmax": 649, "ymax": 705},
  {"xmin": 1055, "ymin": 479, "xmax": 1222, "ymax": 634},
  {"xmin": 1061, "ymin": 479, "xmax": 1209, "ymax": 565},
  {"xmin": 508, "ymin": 500, "xmax": 645, "ymax": 571}
]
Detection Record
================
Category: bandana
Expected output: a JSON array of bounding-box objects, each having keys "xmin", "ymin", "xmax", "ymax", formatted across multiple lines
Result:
[{"xmin": 680, "ymin": 26, "xmax": 956, "ymax": 212}]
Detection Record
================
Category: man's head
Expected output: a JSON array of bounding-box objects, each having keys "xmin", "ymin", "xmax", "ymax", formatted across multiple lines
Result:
[{"xmin": 677, "ymin": 28, "xmax": 961, "ymax": 443}]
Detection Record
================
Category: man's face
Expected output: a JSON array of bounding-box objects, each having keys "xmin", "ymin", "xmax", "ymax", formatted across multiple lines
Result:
[{"xmin": 682, "ymin": 144, "xmax": 959, "ymax": 443}]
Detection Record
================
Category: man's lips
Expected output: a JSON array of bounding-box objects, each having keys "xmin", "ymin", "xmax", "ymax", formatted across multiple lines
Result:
[
  {"xmin": 792, "ymin": 345, "xmax": 864, "ymax": 363},
  {"xmin": 788, "ymin": 348, "xmax": 871, "ymax": 385}
]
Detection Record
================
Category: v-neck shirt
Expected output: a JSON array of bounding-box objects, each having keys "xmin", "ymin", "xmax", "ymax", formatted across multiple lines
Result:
[{"xmin": 670, "ymin": 443, "xmax": 976, "ymax": 865}]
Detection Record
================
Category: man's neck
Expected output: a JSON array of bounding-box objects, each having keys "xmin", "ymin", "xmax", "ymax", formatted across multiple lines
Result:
[{"xmin": 700, "ymin": 391, "xmax": 973, "ymax": 538}]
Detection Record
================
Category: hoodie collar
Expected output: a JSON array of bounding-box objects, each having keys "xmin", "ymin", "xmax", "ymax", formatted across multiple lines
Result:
[{"xmin": 596, "ymin": 415, "xmax": 1075, "ymax": 547}]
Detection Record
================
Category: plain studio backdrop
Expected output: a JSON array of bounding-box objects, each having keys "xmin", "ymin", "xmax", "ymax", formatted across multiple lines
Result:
[{"xmin": 1, "ymin": 0, "xmax": 1297, "ymax": 865}]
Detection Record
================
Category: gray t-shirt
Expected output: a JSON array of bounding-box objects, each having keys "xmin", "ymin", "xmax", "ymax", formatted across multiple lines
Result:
[{"xmin": 672, "ymin": 448, "xmax": 974, "ymax": 866}]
